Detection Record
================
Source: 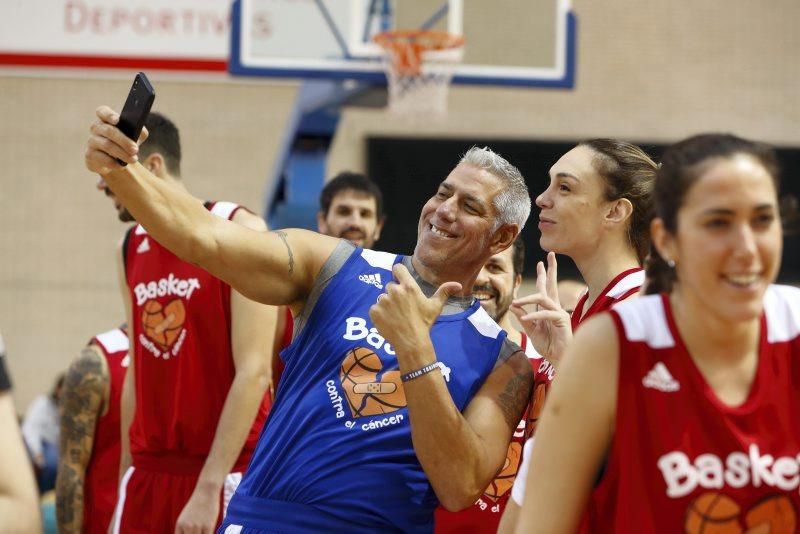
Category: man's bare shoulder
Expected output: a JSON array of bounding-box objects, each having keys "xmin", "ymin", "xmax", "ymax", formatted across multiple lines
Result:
[
  {"xmin": 229, "ymin": 208, "xmax": 342, "ymax": 254},
  {"xmin": 474, "ymin": 347, "xmax": 533, "ymax": 430},
  {"xmin": 66, "ymin": 344, "xmax": 109, "ymax": 390},
  {"xmin": 496, "ymin": 349, "xmax": 533, "ymax": 429},
  {"xmin": 231, "ymin": 207, "xmax": 268, "ymax": 232},
  {"xmin": 61, "ymin": 343, "xmax": 109, "ymax": 423}
]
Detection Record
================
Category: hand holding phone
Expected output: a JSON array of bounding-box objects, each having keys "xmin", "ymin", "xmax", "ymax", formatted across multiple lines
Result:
[{"xmin": 116, "ymin": 72, "xmax": 156, "ymax": 164}]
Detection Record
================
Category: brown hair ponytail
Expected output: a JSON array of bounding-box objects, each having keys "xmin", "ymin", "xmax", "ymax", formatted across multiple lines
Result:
[{"xmin": 579, "ymin": 139, "xmax": 658, "ymax": 264}]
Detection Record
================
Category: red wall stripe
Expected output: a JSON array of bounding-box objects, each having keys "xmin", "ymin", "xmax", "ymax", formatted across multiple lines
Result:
[{"xmin": 0, "ymin": 53, "xmax": 227, "ymax": 72}]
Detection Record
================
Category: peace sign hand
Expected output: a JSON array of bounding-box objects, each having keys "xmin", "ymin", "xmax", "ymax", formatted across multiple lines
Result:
[{"xmin": 510, "ymin": 252, "xmax": 572, "ymax": 367}]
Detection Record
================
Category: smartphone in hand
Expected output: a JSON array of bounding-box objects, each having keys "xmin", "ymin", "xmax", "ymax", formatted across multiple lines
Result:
[{"xmin": 117, "ymin": 72, "xmax": 156, "ymax": 164}]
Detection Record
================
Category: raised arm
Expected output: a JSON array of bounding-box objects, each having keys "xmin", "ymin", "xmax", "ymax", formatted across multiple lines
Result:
[
  {"xmin": 85, "ymin": 106, "xmax": 337, "ymax": 307},
  {"xmin": 56, "ymin": 344, "xmax": 109, "ymax": 533},
  {"xmin": 514, "ymin": 315, "xmax": 619, "ymax": 533},
  {"xmin": 370, "ymin": 265, "xmax": 533, "ymax": 510},
  {"xmin": 175, "ymin": 210, "xmax": 276, "ymax": 533},
  {"xmin": 432, "ymin": 351, "xmax": 532, "ymax": 510}
]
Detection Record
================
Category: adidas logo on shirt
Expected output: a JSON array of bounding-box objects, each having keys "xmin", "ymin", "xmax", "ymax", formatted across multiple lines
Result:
[
  {"xmin": 137, "ymin": 238, "xmax": 150, "ymax": 254},
  {"xmin": 358, "ymin": 273, "xmax": 383, "ymax": 289},
  {"xmin": 642, "ymin": 362, "xmax": 680, "ymax": 392}
]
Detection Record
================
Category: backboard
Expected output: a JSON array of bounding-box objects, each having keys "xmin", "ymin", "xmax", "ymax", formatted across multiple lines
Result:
[{"xmin": 230, "ymin": 0, "xmax": 576, "ymax": 88}]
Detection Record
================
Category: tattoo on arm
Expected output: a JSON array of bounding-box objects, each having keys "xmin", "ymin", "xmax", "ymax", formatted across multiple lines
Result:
[
  {"xmin": 495, "ymin": 352, "xmax": 534, "ymax": 429},
  {"xmin": 56, "ymin": 462, "xmax": 81, "ymax": 530},
  {"xmin": 274, "ymin": 230, "xmax": 295, "ymax": 276},
  {"xmin": 56, "ymin": 346, "xmax": 108, "ymax": 533}
]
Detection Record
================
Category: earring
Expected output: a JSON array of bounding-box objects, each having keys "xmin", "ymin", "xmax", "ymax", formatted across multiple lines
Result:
[{"xmin": 665, "ymin": 258, "xmax": 676, "ymax": 268}]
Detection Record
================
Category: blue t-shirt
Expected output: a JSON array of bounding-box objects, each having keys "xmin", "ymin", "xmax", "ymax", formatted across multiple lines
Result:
[{"xmin": 222, "ymin": 246, "xmax": 507, "ymax": 533}]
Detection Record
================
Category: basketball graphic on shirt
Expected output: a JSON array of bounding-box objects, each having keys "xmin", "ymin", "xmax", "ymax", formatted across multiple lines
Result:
[
  {"xmin": 744, "ymin": 494, "xmax": 796, "ymax": 533},
  {"xmin": 484, "ymin": 441, "xmax": 523, "ymax": 502},
  {"xmin": 525, "ymin": 383, "xmax": 547, "ymax": 439},
  {"xmin": 339, "ymin": 347, "xmax": 406, "ymax": 417},
  {"xmin": 685, "ymin": 493, "xmax": 742, "ymax": 533},
  {"xmin": 141, "ymin": 299, "xmax": 186, "ymax": 349}
]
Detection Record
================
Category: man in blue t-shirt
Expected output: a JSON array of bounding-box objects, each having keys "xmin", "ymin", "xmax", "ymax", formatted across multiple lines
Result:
[{"xmin": 86, "ymin": 106, "xmax": 535, "ymax": 532}]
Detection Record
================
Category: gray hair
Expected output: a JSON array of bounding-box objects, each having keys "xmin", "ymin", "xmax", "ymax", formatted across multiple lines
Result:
[{"xmin": 459, "ymin": 146, "xmax": 531, "ymax": 231}]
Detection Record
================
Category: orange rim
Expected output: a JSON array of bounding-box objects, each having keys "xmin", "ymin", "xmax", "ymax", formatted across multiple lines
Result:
[{"xmin": 373, "ymin": 30, "xmax": 464, "ymax": 76}]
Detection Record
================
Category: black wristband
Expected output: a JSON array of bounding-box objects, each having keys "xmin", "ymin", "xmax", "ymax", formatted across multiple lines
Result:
[{"xmin": 401, "ymin": 362, "xmax": 442, "ymax": 383}]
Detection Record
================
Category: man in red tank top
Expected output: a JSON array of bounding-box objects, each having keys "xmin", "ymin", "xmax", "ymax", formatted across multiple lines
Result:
[
  {"xmin": 56, "ymin": 326, "xmax": 129, "ymax": 534},
  {"xmin": 435, "ymin": 239, "xmax": 553, "ymax": 533},
  {"xmin": 99, "ymin": 113, "xmax": 276, "ymax": 534},
  {"xmin": 272, "ymin": 172, "xmax": 385, "ymax": 389}
]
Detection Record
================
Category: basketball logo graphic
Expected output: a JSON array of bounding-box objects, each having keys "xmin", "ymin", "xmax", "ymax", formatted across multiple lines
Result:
[
  {"xmin": 685, "ymin": 493, "xmax": 742, "ymax": 533},
  {"xmin": 484, "ymin": 441, "xmax": 523, "ymax": 501},
  {"xmin": 525, "ymin": 383, "xmax": 547, "ymax": 439},
  {"xmin": 745, "ymin": 494, "xmax": 797, "ymax": 533},
  {"xmin": 339, "ymin": 347, "xmax": 406, "ymax": 417},
  {"xmin": 141, "ymin": 299, "xmax": 186, "ymax": 349}
]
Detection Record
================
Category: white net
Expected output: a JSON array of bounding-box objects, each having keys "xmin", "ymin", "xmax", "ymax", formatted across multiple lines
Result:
[{"xmin": 374, "ymin": 31, "xmax": 465, "ymax": 117}]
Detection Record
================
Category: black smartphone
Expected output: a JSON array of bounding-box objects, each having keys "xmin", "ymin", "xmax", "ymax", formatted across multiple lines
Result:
[{"xmin": 117, "ymin": 72, "xmax": 155, "ymax": 164}]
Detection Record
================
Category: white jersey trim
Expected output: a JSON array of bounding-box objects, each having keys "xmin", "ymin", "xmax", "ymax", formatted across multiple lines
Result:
[
  {"xmin": 764, "ymin": 284, "xmax": 800, "ymax": 343},
  {"xmin": 612, "ymin": 294, "xmax": 675, "ymax": 349},
  {"xmin": 95, "ymin": 328, "xmax": 129, "ymax": 354},
  {"xmin": 360, "ymin": 249, "xmax": 397, "ymax": 271},
  {"xmin": 467, "ymin": 306, "xmax": 503, "ymax": 340},
  {"xmin": 607, "ymin": 270, "xmax": 645, "ymax": 299},
  {"xmin": 210, "ymin": 201, "xmax": 239, "ymax": 220},
  {"xmin": 134, "ymin": 224, "xmax": 147, "ymax": 236},
  {"xmin": 521, "ymin": 333, "xmax": 544, "ymax": 361},
  {"xmin": 511, "ymin": 438, "xmax": 535, "ymax": 505},
  {"xmin": 112, "ymin": 466, "xmax": 135, "ymax": 534},
  {"xmin": 223, "ymin": 472, "xmax": 243, "ymax": 517}
]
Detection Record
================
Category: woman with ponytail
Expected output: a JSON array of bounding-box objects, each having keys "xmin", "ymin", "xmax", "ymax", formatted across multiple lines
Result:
[
  {"xmin": 510, "ymin": 139, "xmax": 658, "ymax": 367},
  {"xmin": 499, "ymin": 139, "xmax": 657, "ymax": 532},
  {"xmin": 514, "ymin": 134, "xmax": 799, "ymax": 533}
]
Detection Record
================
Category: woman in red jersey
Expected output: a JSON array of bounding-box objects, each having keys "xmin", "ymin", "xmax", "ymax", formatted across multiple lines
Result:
[
  {"xmin": 516, "ymin": 134, "xmax": 797, "ymax": 533},
  {"xmin": 511, "ymin": 139, "xmax": 658, "ymax": 364},
  {"xmin": 499, "ymin": 140, "xmax": 658, "ymax": 533}
]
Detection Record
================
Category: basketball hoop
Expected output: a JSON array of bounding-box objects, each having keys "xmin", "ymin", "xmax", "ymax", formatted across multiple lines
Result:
[{"xmin": 373, "ymin": 30, "xmax": 465, "ymax": 116}]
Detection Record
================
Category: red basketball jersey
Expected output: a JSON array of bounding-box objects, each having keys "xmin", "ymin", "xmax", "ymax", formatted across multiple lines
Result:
[
  {"xmin": 571, "ymin": 268, "xmax": 644, "ymax": 331},
  {"xmin": 83, "ymin": 326, "xmax": 128, "ymax": 534},
  {"xmin": 522, "ymin": 333, "xmax": 556, "ymax": 441},
  {"xmin": 585, "ymin": 285, "xmax": 800, "ymax": 533},
  {"xmin": 434, "ymin": 333, "xmax": 553, "ymax": 533},
  {"xmin": 123, "ymin": 201, "xmax": 269, "ymax": 472}
]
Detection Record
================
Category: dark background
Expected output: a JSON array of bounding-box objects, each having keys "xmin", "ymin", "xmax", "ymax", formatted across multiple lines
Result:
[{"xmin": 367, "ymin": 137, "xmax": 800, "ymax": 283}]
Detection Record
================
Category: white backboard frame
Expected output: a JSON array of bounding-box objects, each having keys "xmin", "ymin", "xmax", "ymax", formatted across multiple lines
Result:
[{"xmin": 230, "ymin": 0, "xmax": 576, "ymax": 88}]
